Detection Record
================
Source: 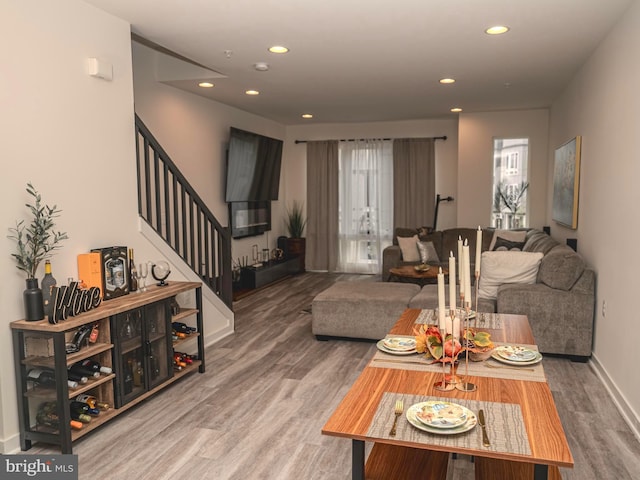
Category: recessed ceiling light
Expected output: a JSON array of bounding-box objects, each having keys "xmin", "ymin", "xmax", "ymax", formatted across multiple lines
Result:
[
  {"xmin": 268, "ymin": 45, "xmax": 289, "ymax": 54},
  {"xmin": 301, "ymin": 113, "xmax": 313, "ymax": 119},
  {"xmin": 440, "ymin": 78, "xmax": 455, "ymax": 84},
  {"xmin": 451, "ymin": 107, "xmax": 462, "ymax": 113},
  {"xmin": 245, "ymin": 90, "xmax": 260, "ymax": 95},
  {"xmin": 198, "ymin": 82, "xmax": 214, "ymax": 88},
  {"xmin": 485, "ymin": 25, "xmax": 510, "ymax": 35}
]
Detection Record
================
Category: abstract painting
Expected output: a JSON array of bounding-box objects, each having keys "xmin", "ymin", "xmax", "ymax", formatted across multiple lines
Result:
[{"xmin": 552, "ymin": 136, "xmax": 581, "ymax": 229}]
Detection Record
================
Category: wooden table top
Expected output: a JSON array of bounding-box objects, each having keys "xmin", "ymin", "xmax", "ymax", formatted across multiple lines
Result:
[
  {"xmin": 389, "ymin": 265, "xmax": 448, "ymax": 279},
  {"xmin": 322, "ymin": 308, "xmax": 574, "ymax": 469}
]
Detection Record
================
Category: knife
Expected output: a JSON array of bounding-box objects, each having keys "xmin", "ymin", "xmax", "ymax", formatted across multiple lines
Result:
[{"xmin": 478, "ymin": 409, "xmax": 491, "ymax": 447}]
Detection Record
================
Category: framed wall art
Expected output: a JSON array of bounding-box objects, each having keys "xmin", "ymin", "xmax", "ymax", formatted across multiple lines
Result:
[{"xmin": 552, "ymin": 136, "xmax": 581, "ymax": 229}]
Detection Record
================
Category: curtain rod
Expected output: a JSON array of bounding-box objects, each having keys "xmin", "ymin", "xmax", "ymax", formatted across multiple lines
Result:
[{"xmin": 294, "ymin": 135, "xmax": 447, "ymax": 144}]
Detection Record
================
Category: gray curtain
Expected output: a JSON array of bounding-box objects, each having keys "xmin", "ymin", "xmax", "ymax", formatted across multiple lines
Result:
[
  {"xmin": 392, "ymin": 138, "xmax": 436, "ymax": 230},
  {"xmin": 306, "ymin": 140, "xmax": 339, "ymax": 271}
]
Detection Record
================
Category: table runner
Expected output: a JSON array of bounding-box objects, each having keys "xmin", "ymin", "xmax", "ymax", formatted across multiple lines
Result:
[
  {"xmin": 366, "ymin": 392, "xmax": 531, "ymax": 456},
  {"xmin": 372, "ymin": 337, "xmax": 546, "ymax": 382},
  {"xmin": 415, "ymin": 309, "xmax": 503, "ymax": 330}
]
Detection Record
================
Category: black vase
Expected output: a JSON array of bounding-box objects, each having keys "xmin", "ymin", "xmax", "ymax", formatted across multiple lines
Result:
[{"xmin": 24, "ymin": 277, "xmax": 45, "ymax": 321}]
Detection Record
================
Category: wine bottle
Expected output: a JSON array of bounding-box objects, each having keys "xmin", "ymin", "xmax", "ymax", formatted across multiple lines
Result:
[
  {"xmin": 89, "ymin": 323, "xmax": 99, "ymax": 343},
  {"xmin": 69, "ymin": 363, "xmax": 100, "ymax": 379},
  {"xmin": 70, "ymin": 400, "xmax": 100, "ymax": 416},
  {"xmin": 132, "ymin": 361, "xmax": 143, "ymax": 387},
  {"xmin": 172, "ymin": 322, "xmax": 196, "ymax": 334},
  {"xmin": 148, "ymin": 352, "xmax": 160, "ymax": 381},
  {"xmin": 27, "ymin": 368, "xmax": 56, "ymax": 387},
  {"xmin": 70, "ymin": 410, "xmax": 91, "ymax": 423},
  {"xmin": 77, "ymin": 359, "xmax": 112, "ymax": 375},
  {"xmin": 129, "ymin": 248, "xmax": 138, "ymax": 292},
  {"xmin": 67, "ymin": 371, "xmax": 88, "ymax": 384},
  {"xmin": 41, "ymin": 260, "xmax": 57, "ymax": 320},
  {"xmin": 37, "ymin": 402, "xmax": 82, "ymax": 430},
  {"xmin": 75, "ymin": 394, "xmax": 110, "ymax": 411}
]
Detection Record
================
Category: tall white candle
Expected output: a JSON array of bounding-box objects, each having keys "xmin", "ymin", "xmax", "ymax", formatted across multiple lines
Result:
[
  {"xmin": 445, "ymin": 317, "xmax": 453, "ymax": 336},
  {"xmin": 453, "ymin": 316, "xmax": 461, "ymax": 340},
  {"xmin": 437, "ymin": 267, "xmax": 446, "ymax": 331},
  {"xmin": 448, "ymin": 252, "xmax": 456, "ymax": 313},
  {"xmin": 457, "ymin": 236, "xmax": 464, "ymax": 298},
  {"xmin": 475, "ymin": 226, "xmax": 483, "ymax": 276},
  {"xmin": 463, "ymin": 241, "xmax": 472, "ymax": 308}
]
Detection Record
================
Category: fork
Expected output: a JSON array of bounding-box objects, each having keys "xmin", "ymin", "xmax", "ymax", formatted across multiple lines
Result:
[
  {"xmin": 484, "ymin": 362, "xmax": 536, "ymax": 372},
  {"xmin": 389, "ymin": 399, "xmax": 404, "ymax": 436}
]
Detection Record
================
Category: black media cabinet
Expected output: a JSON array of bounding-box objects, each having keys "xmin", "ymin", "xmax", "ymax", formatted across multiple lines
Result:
[{"xmin": 237, "ymin": 257, "xmax": 302, "ymax": 292}]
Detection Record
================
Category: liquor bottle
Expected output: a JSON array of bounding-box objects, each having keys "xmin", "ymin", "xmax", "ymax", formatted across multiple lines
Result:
[
  {"xmin": 70, "ymin": 400, "xmax": 100, "ymax": 417},
  {"xmin": 41, "ymin": 260, "xmax": 57, "ymax": 320},
  {"xmin": 89, "ymin": 323, "xmax": 99, "ymax": 343},
  {"xmin": 77, "ymin": 359, "xmax": 113, "ymax": 375},
  {"xmin": 129, "ymin": 248, "xmax": 138, "ymax": 292},
  {"xmin": 69, "ymin": 363, "xmax": 100, "ymax": 379},
  {"xmin": 75, "ymin": 394, "xmax": 110, "ymax": 411},
  {"xmin": 124, "ymin": 361, "xmax": 133, "ymax": 394},
  {"xmin": 132, "ymin": 361, "xmax": 143, "ymax": 387}
]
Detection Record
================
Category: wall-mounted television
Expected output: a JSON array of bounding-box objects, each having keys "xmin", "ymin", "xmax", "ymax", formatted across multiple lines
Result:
[{"xmin": 225, "ymin": 127, "xmax": 283, "ymax": 202}]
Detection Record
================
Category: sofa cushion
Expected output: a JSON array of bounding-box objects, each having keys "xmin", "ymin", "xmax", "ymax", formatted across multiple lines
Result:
[
  {"xmin": 478, "ymin": 251, "xmax": 544, "ymax": 300},
  {"xmin": 492, "ymin": 236, "xmax": 526, "ymax": 251},
  {"xmin": 488, "ymin": 229, "xmax": 527, "ymax": 250},
  {"xmin": 397, "ymin": 235, "xmax": 420, "ymax": 261},
  {"xmin": 537, "ymin": 246, "xmax": 586, "ymax": 291},
  {"xmin": 417, "ymin": 241, "xmax": 440, "ymax": 264},
  {"xmin": 523, "ymin": 229, "xmax": 559, "ymax": 254}
]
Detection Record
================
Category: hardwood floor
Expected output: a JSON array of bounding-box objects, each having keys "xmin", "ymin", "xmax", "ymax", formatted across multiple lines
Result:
[{"xmin": 29, "ymin": 272, "xmax": 640, "ymax": 479}]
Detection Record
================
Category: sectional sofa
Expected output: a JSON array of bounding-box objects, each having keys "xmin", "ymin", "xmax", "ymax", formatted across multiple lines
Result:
[{"xmin": 314, "ymin": 227, "xmax": 595, "ymax": 360}]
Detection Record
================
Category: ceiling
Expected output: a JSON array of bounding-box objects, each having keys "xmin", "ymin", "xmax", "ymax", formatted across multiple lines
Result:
[{"xmin": 85, "ymin": 0, "xmax": 633, "ymax": 125}]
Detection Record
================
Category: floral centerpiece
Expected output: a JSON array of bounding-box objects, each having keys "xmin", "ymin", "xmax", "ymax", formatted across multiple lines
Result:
[{"xmin": 414, "ymin": 324, "xmax": 495, "ymax": 362}]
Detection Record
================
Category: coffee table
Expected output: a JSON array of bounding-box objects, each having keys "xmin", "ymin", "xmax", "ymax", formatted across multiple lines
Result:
[
  {"xmin": 389, "ymin": 265, "xmax": 448, "ymax": 286},
  {"xmin": 322, "ymin": 309, "xmax": 573, "ymax": 479}
]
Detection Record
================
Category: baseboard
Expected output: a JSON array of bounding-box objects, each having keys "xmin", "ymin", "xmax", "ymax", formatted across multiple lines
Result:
[
  {"xmin": 590, "ymin": 353, "xmax": 640, "ymax": 442},
  {"xmin": 1, "ymin": 433, "xmax": 22, "ymax": 454}
]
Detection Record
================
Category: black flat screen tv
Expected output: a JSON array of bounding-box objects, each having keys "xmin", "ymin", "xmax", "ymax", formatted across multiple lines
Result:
[{"xmin": 225, "ymin": 127, "xmax": 283, "ymax": 202}]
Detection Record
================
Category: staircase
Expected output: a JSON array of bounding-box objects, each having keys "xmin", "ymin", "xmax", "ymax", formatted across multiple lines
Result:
[{"xmin": 134, "ymin": 114, "xmax": 232, "ymax": 308}]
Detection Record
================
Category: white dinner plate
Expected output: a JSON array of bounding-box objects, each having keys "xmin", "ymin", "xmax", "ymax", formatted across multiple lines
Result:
[
  {"xmin": 491, "ymin": 347, "xmax": 543, "ymax": 366},
  {"xmin": 413, "ymin": 400, "xmax": 468, "ymax": 429},
  {"xmin": 383, "ymin": 337, "xmax": 417, "ymax": 351},
  {"xmin": 406, "ymin": 402, "xmax": 477, "ymax": 435},
  {"xmin": 376, "ymin": 340, "xmax": 417, "ymax": 355},
  {"xmin": 497, "ymin": 345, "xmax": 538, "ymax": 362}
]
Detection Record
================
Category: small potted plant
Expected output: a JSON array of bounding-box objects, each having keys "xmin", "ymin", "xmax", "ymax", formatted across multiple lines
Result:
[
  {"xmin": 8, "ymin": 183, "xmax": 68, "ymax": 320},
  {"xmin": 285, "ymin": 200, "xmax": 307, "ymax": 272}
]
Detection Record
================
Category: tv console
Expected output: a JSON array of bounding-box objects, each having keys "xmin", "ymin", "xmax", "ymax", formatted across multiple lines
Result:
[{"xmin": 233, "ymin": 257, "xmax": 301, "ymax": 298}]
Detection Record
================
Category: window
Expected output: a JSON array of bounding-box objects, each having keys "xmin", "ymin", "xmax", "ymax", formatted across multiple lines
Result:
[
  {"xmin": 337, "ymin": 140, "xmax": 393, "ymax": 273},
  {"xmin": 492, "ymin": 138, "xmax": 529, "ymax": 229}
]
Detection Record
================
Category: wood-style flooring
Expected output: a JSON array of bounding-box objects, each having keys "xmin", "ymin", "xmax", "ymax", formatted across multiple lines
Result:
[{"xmin": 29, "ymin": 272, "xmax": 640, "ymax": 479}]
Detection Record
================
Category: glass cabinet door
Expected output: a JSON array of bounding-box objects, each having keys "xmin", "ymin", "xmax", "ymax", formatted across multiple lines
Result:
[
  {"xmin": 113, "ymin": 308, "xmax": 144, "ymax": 406},
  {"xmin": 144, "ymin": 300, "xmax": 172, "ymax": 389}
]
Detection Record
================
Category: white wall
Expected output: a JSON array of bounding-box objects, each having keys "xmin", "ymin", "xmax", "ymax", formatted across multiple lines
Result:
[
  {"xmin": 0, "ymin": 0, "xmax": 138, "ymax": 452},
  {"xmin": 548, "ymin": 0, "xmax": 640, "ymax": 434},
  {"xmin": 284, "ymin": 119, "xmax": 460, "ymax": 230},
  {"xmin": 131, "ymin": 42, "xmax": 288, "ymax": 262},
  {"xmin": 458, "ymin": 110, "xmax": 550, "ymax": 229}
]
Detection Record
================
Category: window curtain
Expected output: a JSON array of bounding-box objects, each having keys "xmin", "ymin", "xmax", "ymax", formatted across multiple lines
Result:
[
  {"xmin": 393, "ymin": 138, "xmax": 436, "ymax": 230},
  {"xmin": 338, "ymin": 140, "xmax": 393, "ymax": 274},
  {"xmin": 306, "ymin": 140, "xmax": 339, "ymax": 272}
]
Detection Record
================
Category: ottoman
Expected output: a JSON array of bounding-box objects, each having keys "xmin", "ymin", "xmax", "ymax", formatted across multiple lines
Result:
[
  {"xmin": 408, "ymin": 284, "xmax": 496, "ymax": 312},
  {"xmin": 312, "ymin": 281, "xmax": 420, "ymax": 340}
]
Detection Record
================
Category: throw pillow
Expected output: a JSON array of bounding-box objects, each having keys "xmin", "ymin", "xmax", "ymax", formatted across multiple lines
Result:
[
  {"xmin": 492, "ymin": 236, "xmax": 526, "ymax": 251},
  {"xmin": 488, "ymin": 229, "xmax": 527, "ymax": 251},
  {"xmin": 478, "ymin": 251, "xmax": 544, "ymax": 300},
  {"xmin": 397, "ymin": 235, "xmax": 420, "ymax": 262},
  {"xmin": 417, "ymin": 241, "xmax": 440, "ymax": 264},
  {"xmin": 537, "ymin": 248, "xmax": 585, "ymax": 291}
]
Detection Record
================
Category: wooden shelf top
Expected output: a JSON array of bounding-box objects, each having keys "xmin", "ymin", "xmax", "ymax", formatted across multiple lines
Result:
[{"xmin": 11, "ymin": 281, "xmax": 201, "ymax": 333}]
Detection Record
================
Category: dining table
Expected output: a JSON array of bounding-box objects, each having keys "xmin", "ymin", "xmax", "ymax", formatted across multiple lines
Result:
[{"xmin": 321, "ymin": 308, "xmax": 574, "ymax": 480}]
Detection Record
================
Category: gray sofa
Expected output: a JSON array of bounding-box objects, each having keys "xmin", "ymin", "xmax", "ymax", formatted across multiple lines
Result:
[{"xmin": 349, "ymin": 227, "xmax": 594, "ymax": 360}]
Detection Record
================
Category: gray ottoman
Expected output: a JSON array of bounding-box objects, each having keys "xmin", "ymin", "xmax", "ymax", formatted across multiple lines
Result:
[
  {"xmin": 409, "ymin": 284, "xmax": 496, "ymax": 312},
  {"xmin": 312, "ymin": 282, "xmax": 420, "ymax": 340}
]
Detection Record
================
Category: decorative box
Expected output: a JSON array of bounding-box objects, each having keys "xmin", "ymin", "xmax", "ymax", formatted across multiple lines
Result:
[{"xmin": 91, "ymin": 246, "xmax": 129, "ymax": 300}]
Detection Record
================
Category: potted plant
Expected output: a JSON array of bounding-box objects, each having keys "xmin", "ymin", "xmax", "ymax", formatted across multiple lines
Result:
[
  {"xmin": 285, "ymin": 200, "xmax": 307, "ymax": 272},
  {"xmin": 8, "ymin": 183, "xmax": 68, "ymax": 320}
]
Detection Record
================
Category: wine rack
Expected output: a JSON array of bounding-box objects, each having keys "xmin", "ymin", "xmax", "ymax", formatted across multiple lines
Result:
[{"xmin": 11, "ymin": 281, "xmax": 203, "ymax": 453}]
